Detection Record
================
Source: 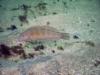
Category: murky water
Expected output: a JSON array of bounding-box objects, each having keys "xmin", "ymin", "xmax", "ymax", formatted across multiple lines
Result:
[{"xmin": 0, "ymin": 0, "xmax": 100, "ymax": 75}]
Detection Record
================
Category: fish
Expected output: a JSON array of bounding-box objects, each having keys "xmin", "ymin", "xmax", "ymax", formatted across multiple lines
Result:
[{"xmin": 17, "ymin": 26, "xmax": 70, "ymax": 42}]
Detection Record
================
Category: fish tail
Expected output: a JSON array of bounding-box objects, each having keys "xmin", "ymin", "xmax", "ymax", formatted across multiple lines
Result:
[{"xmin": 60, "ymin": 33, "xmax": 70, "ymax": 40}]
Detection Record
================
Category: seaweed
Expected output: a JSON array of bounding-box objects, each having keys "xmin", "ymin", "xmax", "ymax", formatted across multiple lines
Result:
[
  {"xmin": 0, "ymin": 44, "xmax": 11, "ymax": 58},
  {"xmin": 11, "ymin": 8, "xmax": 19, "ymax": 11},
  {"xmin": 0, "ymin": 5, "xmax": 2, "ymax": 7},
  {"xmin": 11, "ymin": 16, "xmax": 17, "ymax": 21},
  {"xmin": 0, "ymin": 43, "xmax": 44, "ymax": 60},
  {"xmin": 57, "ymin": 0, "xmax": 60, "ymax": 2},
  {"xmin": 84, "ymin": 41, "xmax": 95, "ymax": 47},
  {"xmin": 34, "ymin": 45, "xmax": 45, "ymax": 51},
  {"xmin": 20, "ymin": 4, "xmax": 31, "ymax": 11},
  {"xmin": 34, "ymin": 1, "xmax": 48, "ymax": 16},
  {"xmin": 89, "ymin": 30, "xmax": 94, "ymax": 33},
  {"xmin": 53, "ymin": 1, "xmax": 56, "ymax": 4},
  {"xmin": 11, "ymin": 4, "xmax": 32, "ymax": 24},
  {"xmin": 35, "ymin": 2, "xmax": 47, "ymax": 10},
  {"xmin": 11, "ymin": 4, "xmax": 31, "ymax": 12},
  {"xmin": 29, "ymin": 41, "xmax": 42, "ymax": 45},
  {"xmin": 28, "ymin": 53, "xmax": 35, "ymax": 58},
  {"xmin": 11, "ymin": 45, "xmax": 25, "ymax": 55},
  {"xmin": 18, "ymin": 15, "xmax": 28, "ymax": 23},
  {"xmin": 35, "ymin": 2, "xmax": 47, "ymax": 14},
  {"xmin": 0, "ymin": 44, "xmax": 26, "ymax": 59},
  {"xmin": 20, "ymin": 52, "xmax": 27, "ymax": 59},
  {"xmin": 43, "ymin": 13, "xmax": 47, "ymax": 16},
  {"xmin": 19, "ymin": 4, "xmax": 36, "ymax": 19},
  {"xmin": 69, "ymin": 0, "xmax": 73, "ymax": 2},
  {"xmin": 62, "ymin": 1, "xmax": 68, "ymax": 8},
  {"xmin": 0, "ymin": 27, "xmax": 4, "ymax": 32},
  {"xmin": 20, "ymin": 4, "xmax": 31, "ymax": 15},
  {"xmin": 54, "ymin": 40, "xmax": 57, "ymax": 46}
]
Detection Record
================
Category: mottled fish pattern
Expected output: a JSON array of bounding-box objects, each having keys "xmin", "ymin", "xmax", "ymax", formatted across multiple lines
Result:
[{"xmin": 17, "ymin": 26, "xmax": 70, "ymax": 42}]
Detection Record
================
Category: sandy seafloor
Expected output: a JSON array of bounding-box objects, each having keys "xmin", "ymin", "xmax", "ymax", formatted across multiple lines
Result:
[{"xmin": 0, "ymin": 0, "xmax": 100, "ymax": 75}]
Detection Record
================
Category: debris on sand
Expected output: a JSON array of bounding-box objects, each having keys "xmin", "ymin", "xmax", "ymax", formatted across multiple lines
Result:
[
  {"xmin": 94, "ymin": 59, "xmax": 100, "ymax": 67},
  {"xmin": 34, "ymin": 45, "xmax": 45, "ymax": 51},
  {"xmin": 7, "ymin": 25, "xmax": 17, "ymax": 31},
  {"xmin": 35, "ymin": 2, "xmax": 47, "ymax": 11},
  {"xmin": 84, "ymin": 41, "xmax": 95, "ymax": 47},
  {"xmin": 0, "ymin": 27, "xmax": 4, "ymax": 32},
  {"xmin": 52, "ymin": 50, "xmax": 55, "ymax": 53},
  {"xmin": 0, "ymin": 44, "xmax": 26, "ymax": 59},
  {"xmin": 73, "ymin": 35, "xmax": 79, "ymax": 39},
  {"xmin": 0, "ymin": 44, "xmax": 11, "ymax": 58}
]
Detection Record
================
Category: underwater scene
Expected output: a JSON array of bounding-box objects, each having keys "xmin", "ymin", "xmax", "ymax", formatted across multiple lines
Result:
[{"xmin": 0, "ymin": 0, "xmax": 100, "ymax": 75}]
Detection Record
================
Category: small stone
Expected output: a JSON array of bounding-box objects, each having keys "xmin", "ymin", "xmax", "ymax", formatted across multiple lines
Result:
[
  {"xmin": 39, "ymin": 51, "xmax": 45, "ymax": 55},
  {"xmin": 89, "ymin": 30, "xmax": 94, "ymax": 33},
  {"xmin": 90, "ymin": 19, "xmax": 95, "ymax": 22},
  {"xmin": 73, "ymin": 35, "xmax": 79, "ymax": 39},
  {"xmin": 52, "ymin": 12, "xmax": 57, "ymax": 15},
  {"xmin": 7, "ymin": 25, "xmax": 17, "ymax": 31},
  {"xmin": 52, "ymin": 50, "xmax": 55, "ymax": 53},
  {"xmin": 94, "ymin": 59, "xmax": 100, "ymax": 67},
  {"xmin": 14, "ymin": 60, "xmax": 18, "ymax": 63},
  {"xmin": 43, "ymin": 13, "xmax": 47, "ymax": 16},
  {"xmin": 87, "ymin": 23, "xmax": 90, "ymax": 27},
  {"xmin": 46, "ymin": 21, "xmax": 50, "ymax": 25},
  {"xmin": 57, "ymin": 46, "xmax": 64, "ymax": 50},
  {"xmin": 18, "ymin": 15, "xmax": 28, "ymax": 23},
  {"xmin": 28, "ymin": 53, "xmax": 35, "ymax": 58}
]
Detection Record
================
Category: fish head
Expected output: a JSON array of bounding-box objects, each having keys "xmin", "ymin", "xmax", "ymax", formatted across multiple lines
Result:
[{"xmin": 17, "ymin": 32, "xmax": 30, "ymax": 42}]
